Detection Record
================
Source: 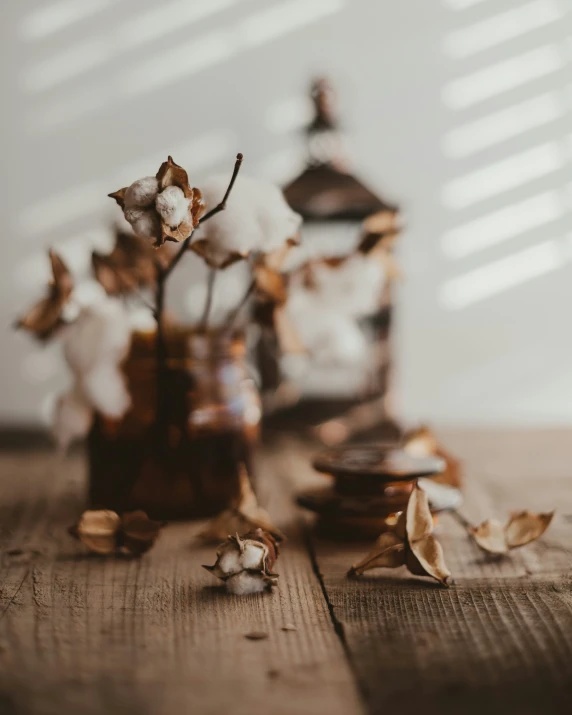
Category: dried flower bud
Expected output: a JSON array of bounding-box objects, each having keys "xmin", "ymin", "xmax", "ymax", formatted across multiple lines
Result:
[{"xmin": 203, "ymin": 529, "xmax": 279, "ymax": 595}]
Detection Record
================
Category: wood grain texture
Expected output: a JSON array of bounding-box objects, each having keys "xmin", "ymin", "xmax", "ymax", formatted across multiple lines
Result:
[
  {"xmin": 0, "ymin": 447, "xmax": 362, "ymax": 715},
  {"xmin": 289, "ymin": 430, "xmax": 572, "ymax": 715}
]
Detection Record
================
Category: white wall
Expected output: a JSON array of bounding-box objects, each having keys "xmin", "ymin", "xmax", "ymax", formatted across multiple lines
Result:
[{"xmin": 1, "ymin": 0, "xmax": 571, "ymax": 427}]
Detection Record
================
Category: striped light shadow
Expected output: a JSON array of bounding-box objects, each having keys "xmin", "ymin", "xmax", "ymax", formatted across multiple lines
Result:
[
  {"xmin": 21, "ymin": 0, "xmax": 253, "ymax": 94},
  {"xmin": 440, "ymin": 238, "xmax": 566, "ymax": 310},
  {"xmin": 442, "ymin": 92, "xmax": 564, "ymax": 158},
  {"xmin": 28, "ymin": 86, "xmax": 111, "ymax": 133},
  {"xmin": 441, "ymin": 191, "xmax": 566, "ymax": 259},
  {"xmin": 20, "ymin": 0, "xmax": 117, "ymax": 41},
  {"xmin": 121, "ymin": 0, "xmax": 248, "ymax": 51},
  {"xmin": 123, "ymin": 0, "xmax": 346, "ymax": 96},
  {"xmin": 23, "ymin": 38, "xmax": 111, "ymax": 93},
  {"xmin": 17, "ymin": 132, "xmax": 234, "ymax": 238},
  {"xmin": 442, "ymin": 0, "xmax": 493, "ymax": 9},
  {"xmin": 441, "ymin": 142, "xmax": 563, "ymax": 209},
  {"xmin": 265, "ymin": 96, "xmax": 314, "ymax": 134},
  {"xmin": 442, "ymin": 191, "xmax": 565, "ymax": 258},
  {"xmin": 442, "ymin": 45, "xmax": 563, "ymax": 110},
  {"xmin": 443, "ymin": 0, "xmax": 562, "ymax": 59}
]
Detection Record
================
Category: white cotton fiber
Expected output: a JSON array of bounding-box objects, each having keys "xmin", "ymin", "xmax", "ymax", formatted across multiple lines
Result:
[
  {"xmin": 191, "ymin": 175, "xmax": 301, "ymax": 267},
  {"xmin": 52, "ymin": 389, "xmax": 93, "ymax": 450},
  {"xmin": 81, "ymin": 362, "xmax": 131, "ymax": 419},
  {"xmin": 155, "ymin": 186, "xmax": 190, "ymax": 227},
  {"xmin": 239, "ymin": 541, "xmax": 266, "ymax": 570},
  {"xmin": 217, "ymin": 546, "xmax": 243, "ymax": 576},
  {"xmin": 124, "ymin": 177, "xmax": 159, "ymax": 208},
  {"xmin": 63, "ymin": 298, "xmax": 131, "ymax": 376},
  {"xmin": 125, "ymin": 208, "xmax": 161, "ymax": 240},
  {"xmin": 225, "ymin": 571, "xmax": 267, "ymax": 595}
]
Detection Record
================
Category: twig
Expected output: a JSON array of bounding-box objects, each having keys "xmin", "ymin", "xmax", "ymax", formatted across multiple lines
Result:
[
  {"xmin": 199, "ymin": 268, "xmax": 217, "ymax": 331},
  {"xmin": 225, "ymin": 278, "xmax": 256, "ymax": 331},
  {"xmin": 199, "ymin": 153, "xmax": 243, "ymax": 224}
]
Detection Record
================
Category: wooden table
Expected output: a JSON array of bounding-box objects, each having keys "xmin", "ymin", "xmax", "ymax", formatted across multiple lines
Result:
[{"xmin": 1, "ymin": 430, "xmax": 571, "ymax": 715}]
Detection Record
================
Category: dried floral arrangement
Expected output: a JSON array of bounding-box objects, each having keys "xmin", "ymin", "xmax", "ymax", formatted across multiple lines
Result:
[{"xmin": 16, "ymin": 153, "xmax": 305, "ymax": 451}]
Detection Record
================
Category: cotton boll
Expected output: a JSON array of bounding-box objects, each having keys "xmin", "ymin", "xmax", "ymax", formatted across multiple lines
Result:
[
  {"xmin": 155, "ymin": 186, "xmax": 190, "ymax": 227},
  {"xmin": 125, "ymin": 208, "xmax": 161, "ymax": 240},
  {"xmin": 225, "ymin": 571, "xmax": 267, "ymax": 595},
  {"xmin": 52, "ymin": 389, "xmax": 93, "ymax": 450},
  {"xmin": 217, "ymin": 544, "xmax": 243, "ymax": 576},
  {"xmin": 124, "ymin": 176, "xmax": 159, "ymax": 208},
  {"xmin": 81, "ymin": 362, "xmax": 131, "ymax": 418},
  {"xmin": 192, "ymin": 174, "xmax": 301, "ymax": 267},
  {"xmin": 240, "ymin": 540, "xmax": 267, "ymax": 570},
  {"xmin": 63, "ymin": 298, "xmax": 131, "ymax": 376}
]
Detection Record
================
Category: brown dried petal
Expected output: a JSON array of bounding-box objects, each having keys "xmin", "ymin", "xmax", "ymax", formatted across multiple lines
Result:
[
  {"xmin": 75, "ymin": 509, "xmax": 121, "ymax": 555},
  {"xmin": 469, "ymin": 519, "xmax": 507, "ymax": 555},
  {"xmin": 121, "ymin": 510, "xmax": 163, "ymax": 555},
  {"xmin": 156, "ymin": 156, "xmax": 193, "ymax": 198},
  {"xmin": 406, "ymin": 483, "xmax": 434, "ymax": 543},
  {"xmin": 504, "ymin": 511, "xmax": 554, "ymax": 549},
  {"xmin": 198, "ymin": 466, "xmax": 283, "ymax": 543},
  {"xmin": 254, "ymin": 265, "xmax": 288, "ymax": 305},
  {"xmin": 16, "ymin": 250, "xmax": 73, "ymax": 340},
  {"xmin": 407, "ymin": 535, "xmax": 451, "ymax": 586},
  {"xmin": 108, "ymin": 187, "xmax": 127, "ymax": 208},
  {"xmin": 348, "ymin": 532, "xmax": 405, "ymax": 576},
  {"xmin": 273, "ymin": 305, "xmax": 305, "ymax": 354},
  {"xmin": 189, "ymin": 238, "xmax": 245, "ymax": 269}
]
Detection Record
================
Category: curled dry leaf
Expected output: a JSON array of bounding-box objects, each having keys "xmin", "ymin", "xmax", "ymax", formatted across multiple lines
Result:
[
  {"xmin": 470, "ymin": 511, "xmax": 554, "ymax": 555},
  {"xmin": 403, "ymin": 425, "xmax": 463, "ymax": 489},
  {"xmin": 69, "ymin": 509, "xmax": 163, "ymax": 556},
  {"xmin": 203, "ymin": 528, "xmax": 280, "ymax": 595},
  {"xmin": 198, "ymin": 465, "xmax": 283, "ymax": 543},
  {"xmin": 347, "ymin": 483, "xmax": 451, "ymax": 586},
  {"xmin": 16, "ymin": 250, "xmax": 73, "ymax": 340},
  {"xmin": 92, "ymin": 228, "xmax": 163, "ymax": 296}
]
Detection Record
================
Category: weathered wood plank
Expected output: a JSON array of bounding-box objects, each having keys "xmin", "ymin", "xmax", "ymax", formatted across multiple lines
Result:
[
  {"xmin": 294, "ymin": 430, "xmax": 572, "ymax": 715},
  {"xmin": 0, "ymin": 447, "xmax": 363, "ymax": 715}
]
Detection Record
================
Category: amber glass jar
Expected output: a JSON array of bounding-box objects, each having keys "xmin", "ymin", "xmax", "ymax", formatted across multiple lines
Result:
[{"xmin": 88, "ymin": 328, "xmax": 261, "ymax": 519}]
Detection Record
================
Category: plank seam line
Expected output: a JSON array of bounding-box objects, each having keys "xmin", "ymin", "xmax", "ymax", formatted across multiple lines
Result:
[
  {"xmin": 0, "ymin": 567, "xmax": 30, "ymax": 622},
  {"xmin": 303, "ymin": 521, "xmax": 370, "ymax": 710}
]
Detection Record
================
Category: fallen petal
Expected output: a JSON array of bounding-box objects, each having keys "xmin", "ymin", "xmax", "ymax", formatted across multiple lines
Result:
[
  {"xmin": 348, "ymin": 532, "xmax": 405, "ymax": 576},
  {"xmin": 75, "ymin": 509, "xmax": 121, "ymax": 555},
  {"xmin": 408, "ymin": 535, "xmax": 451, "ymax": 586},
  {"xmin": 505, "ymin": 511, "xmax": 554, "ymax": 549},
  {"xmin": 121, "ymin": 510, "xmax": 163, "ymax": 555},
  {"xmin": 406, "ymin": 483, "xmax": 434, "ymax": 543},
  {"xmin": 469, "ymin": 519, "xmax": 508, "ymax": 555}
]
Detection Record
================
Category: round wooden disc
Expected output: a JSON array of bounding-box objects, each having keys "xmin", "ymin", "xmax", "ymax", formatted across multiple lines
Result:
[{"xmin": 312, "ymin": 443, "xmax": 445, "ymax": 481}]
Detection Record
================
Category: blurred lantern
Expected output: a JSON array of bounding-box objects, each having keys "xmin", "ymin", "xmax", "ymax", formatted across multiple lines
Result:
[{"xmin": 260, "ymin": 78, "xmax": 401, "ymax": 443}]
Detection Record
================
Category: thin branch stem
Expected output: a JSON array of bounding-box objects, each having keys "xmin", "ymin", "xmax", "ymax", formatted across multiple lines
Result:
[
  {"xmin": 199, "ymin": 153, "xmax": 243, "ymax": 224},
  {"xmin": 199, "ymin": 268, "xmax": 217, "ymax": 331},
  {"xmin": 225, "ymin": 278, "xmax": 256, "ymax": 331}
]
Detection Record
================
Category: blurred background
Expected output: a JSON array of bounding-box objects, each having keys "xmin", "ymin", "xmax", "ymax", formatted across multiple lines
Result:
[{"xmin": 2, "ymin": 0, "xmax": 571, "ymax": 429}]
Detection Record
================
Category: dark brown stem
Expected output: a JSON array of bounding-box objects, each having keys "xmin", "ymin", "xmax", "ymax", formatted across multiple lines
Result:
[
  {"xmin": 225, "ymin": 278, "xmax": 256, "ymax": 331},
  {"xmin": 151, "ymin": 153, "xmax": 244, "ymax": 437},
  {"xmin": 199, "ymin": 153, "xmax": 243, "ymax": 224},
  {"xmin": 199, "ymin": 268, "xmax": 217, "ymax": 330}
]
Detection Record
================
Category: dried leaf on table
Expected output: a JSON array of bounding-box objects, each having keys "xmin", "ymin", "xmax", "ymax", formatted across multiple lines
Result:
[
  {"xmin": 69, "ymin": 509, "xmax": 163, "ymax": 556},
  {"xmin": 16, "ymin": 250, "xmax": 73, "ymax": 340},
  {"xmin": 470, "ymin": 511, "xmax": 554, "ymax": 555},
  {"xmin": 348, "ymin": 483, "xmax": 451, "ymax": 586},
  {"xmin": 198, "ymin": 465, "xmax": 283, "ymax": 543}
]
